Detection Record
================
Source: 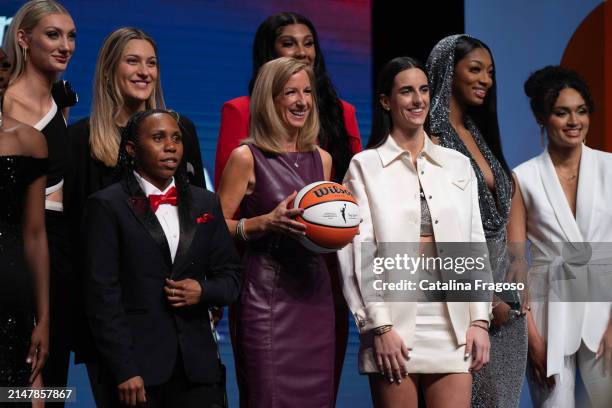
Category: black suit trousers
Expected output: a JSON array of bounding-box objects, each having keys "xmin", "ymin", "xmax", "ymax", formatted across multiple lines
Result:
[{"xmin": 87, "ymin": 352, "xmax": 226, "ymax": 408}]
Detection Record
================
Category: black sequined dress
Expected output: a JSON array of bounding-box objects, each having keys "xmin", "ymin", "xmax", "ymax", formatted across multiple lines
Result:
[{"xmin": 0, "ymin": 156, "xmax": 47, "ymax": 387}]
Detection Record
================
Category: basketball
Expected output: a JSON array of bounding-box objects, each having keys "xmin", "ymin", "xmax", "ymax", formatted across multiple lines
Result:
[{"xmin": 293, "ymin": 181, "xmax": 360, "ymax": 253}]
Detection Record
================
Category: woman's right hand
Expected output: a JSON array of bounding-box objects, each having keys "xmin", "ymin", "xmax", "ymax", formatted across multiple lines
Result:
[
  {"xmin": 264, "ymin": 191, "xmax": 306, "ymax": 238},
  {"xmin": 528, "ymin": 333, "xmax": 555, "ymax": 389},
  {"xmin": 373, "ymin": 329, "xmax": 410, "ymax": 383}
]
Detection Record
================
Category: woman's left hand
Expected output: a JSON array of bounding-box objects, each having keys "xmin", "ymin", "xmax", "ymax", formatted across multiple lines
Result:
[
  {"xmin": 27, "ymin": 320, "xmax": 49, "ymax": 383},
  {"xmin": 466, "ymin": 321, "xmax": 490, "ymax": 372},
  {"xmin": 164, "ymin": 278, "xmax": 202, "ymax": 307},
  {"xmin": 596, "ymin": 323, "xmax": 612, "ymax": 375}
]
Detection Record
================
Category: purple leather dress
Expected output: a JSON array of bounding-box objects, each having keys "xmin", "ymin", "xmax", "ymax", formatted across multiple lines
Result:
[{"xmin": 236, "ymin": 145, "xmax": 335, "ymax": 408}]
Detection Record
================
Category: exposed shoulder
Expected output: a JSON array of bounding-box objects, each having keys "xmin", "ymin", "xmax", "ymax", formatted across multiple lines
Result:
[
  {"xmin": 315, "ymin": 145, "xmax": 332, "ymax": 164},
  {"xmin": 14, "ymin": 121, "xmax": 47, "ymax": 158},
  {"xmin": 226, "ymin": 144, "xmax": 254, "ymax": 169}
]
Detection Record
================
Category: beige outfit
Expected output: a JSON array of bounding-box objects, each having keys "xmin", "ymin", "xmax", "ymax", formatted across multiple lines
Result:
[{"xmin": 338, "ymin": 135, "xmax": 491, "ymax": 373}]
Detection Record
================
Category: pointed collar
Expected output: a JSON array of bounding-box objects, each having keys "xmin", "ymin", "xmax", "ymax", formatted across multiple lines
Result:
[
  {"xmin": 133, "ymin": 171, "xmax": 175, "ymax": 197},
  {"xmin": 377, "ymin": 132, "xmax": 444, "ymax": 168}
]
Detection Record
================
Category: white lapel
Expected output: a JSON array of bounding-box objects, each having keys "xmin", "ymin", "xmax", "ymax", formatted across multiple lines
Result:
[
  {"xmin": 538, "ymin": 150, "xmax": 584, "ymax": 243},
  {"xmin": 575, "ymin": 145, "xmax": 595, "ymax": 240}
]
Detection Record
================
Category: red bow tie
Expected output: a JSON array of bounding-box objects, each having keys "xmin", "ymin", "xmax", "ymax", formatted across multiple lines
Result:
[{"xmin": 148, "ymin": 186, "xmax": 178, "ymax": 212}]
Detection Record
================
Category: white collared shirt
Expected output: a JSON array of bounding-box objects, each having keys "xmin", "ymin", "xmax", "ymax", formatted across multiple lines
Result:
[{"xmin": 134, "ymin": 171, "xmax": 180, "ymax": 262}]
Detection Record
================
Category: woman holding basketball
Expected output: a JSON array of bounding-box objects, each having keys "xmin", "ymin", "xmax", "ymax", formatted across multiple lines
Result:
[
  {"xmin": 218, "ymin": 57, "xmax": 335, "ymax": 407},
  {"xmin": 338, "ymin": 57, "xmax": 491, "ymax": 408}
]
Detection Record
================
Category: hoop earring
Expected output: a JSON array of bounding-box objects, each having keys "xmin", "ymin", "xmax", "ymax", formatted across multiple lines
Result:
[{"xmin": 539, "ymin": 125, "xmax": 546, "ymax": 148}]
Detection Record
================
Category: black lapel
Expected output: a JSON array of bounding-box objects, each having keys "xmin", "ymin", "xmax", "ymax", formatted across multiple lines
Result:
[
  {"xmin": 172, "ymin": 185, "xmax": 197, "ymax": 276},
  {"xmin": 122, "ymin": 178, "xmax": 173, "ymax": 268}
]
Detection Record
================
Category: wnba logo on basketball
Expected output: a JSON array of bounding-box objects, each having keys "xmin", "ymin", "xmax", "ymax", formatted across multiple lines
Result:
[
  {"xmin": 293, "ymin": 181, "xmax": 360, "ymax": 253},
  {"xmin": 313, "ymin": 185, "xmax": 353, "ymax": 198}
]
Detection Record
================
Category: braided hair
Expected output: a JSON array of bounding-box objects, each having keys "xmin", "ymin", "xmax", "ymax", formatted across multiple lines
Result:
[{"xmin": 115, "ymin": 109, "xmax": 192, "ymax": 207}]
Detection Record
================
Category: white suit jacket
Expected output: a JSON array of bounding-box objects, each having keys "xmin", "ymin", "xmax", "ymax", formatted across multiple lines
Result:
[
  {"xmin": 514, "ymin": 144, "xmax": 612, "ymax": 377},
  {"xmin": 337, "ymin": 135, "xmax": 491, "ymax": 352}
]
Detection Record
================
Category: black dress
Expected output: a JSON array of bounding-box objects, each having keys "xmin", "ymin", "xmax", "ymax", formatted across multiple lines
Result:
[
  {"xmin": 0, "ymin": 156, "xmax": 47, "ymax": 387},
  {"xmin": 32, "ymin": 82, "xmax": 77, "ymax": 400}
]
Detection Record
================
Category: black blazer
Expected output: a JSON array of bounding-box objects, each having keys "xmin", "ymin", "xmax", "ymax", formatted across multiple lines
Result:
[
  {"xmin": 65, "ymin": 115, "xmax": 206, "ymax": 363},
  {"xmin": 83, "ymin": 177, "xmax": 240, "ymax": 386}
]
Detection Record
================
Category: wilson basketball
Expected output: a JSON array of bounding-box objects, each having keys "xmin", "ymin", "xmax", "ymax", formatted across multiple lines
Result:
[{"xmin": 293, "ymin": 181, "xmax": 360, "ymax": 253}]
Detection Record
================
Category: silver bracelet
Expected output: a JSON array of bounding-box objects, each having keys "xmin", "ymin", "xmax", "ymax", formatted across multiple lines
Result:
[{"xmin": 236, "ymin": 218, "xmax": 249, "ymax": 241}]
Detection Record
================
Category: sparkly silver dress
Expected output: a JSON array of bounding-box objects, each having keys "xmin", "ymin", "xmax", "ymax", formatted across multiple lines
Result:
[{"xmin": 427, "ymin": 34, "xmax": 527, "ymax": 408}]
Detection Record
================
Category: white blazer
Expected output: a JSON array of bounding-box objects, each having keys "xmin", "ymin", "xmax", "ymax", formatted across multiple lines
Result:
[
  {"xmin": 337, "ymin": 135, "xmax": 491, "ymax": 357},
  {"xmin": 514, "ymin": 144, "xmax": 612, "ymax": 378}
]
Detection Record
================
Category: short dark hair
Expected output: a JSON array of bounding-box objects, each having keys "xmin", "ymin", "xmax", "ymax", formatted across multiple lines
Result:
[
  {"xmin": 367, "ymin": 56, "xmax": 427, "ymax": 149},
  {"xmin": 248, "ymin": 12, "xmax": 354, "ymax": 182},
  {"xmin": 524, "ymin": 65, "xmax": 594, "ymax": 123}
]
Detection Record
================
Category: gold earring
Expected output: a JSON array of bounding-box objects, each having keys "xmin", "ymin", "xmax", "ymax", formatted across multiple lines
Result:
[{"xmin": 539, "ymin": 125, "xmax": 546, "ymax": 147}]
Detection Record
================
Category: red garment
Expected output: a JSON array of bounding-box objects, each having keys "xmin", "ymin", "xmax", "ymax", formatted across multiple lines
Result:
[
  {"xmin": 214, "ymin": 95, "xmax": 362, "ymax": 189},
  {"xmin": 147, "ymin": 186, "xmax": 178, "ymax": 212}
]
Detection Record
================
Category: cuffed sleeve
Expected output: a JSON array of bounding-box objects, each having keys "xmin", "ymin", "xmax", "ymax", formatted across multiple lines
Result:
[{"xmin": 337, "ymin": 158, "xmax": 392, "ymax": 334}]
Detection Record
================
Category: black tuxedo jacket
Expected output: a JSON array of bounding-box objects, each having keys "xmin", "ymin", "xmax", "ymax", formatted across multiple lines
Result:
[{"xmin": 83, "ymin": 177, "xmax": 240, "ymax": 386}]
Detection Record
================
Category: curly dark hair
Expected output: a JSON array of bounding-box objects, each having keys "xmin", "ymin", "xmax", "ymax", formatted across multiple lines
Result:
[
  {"xmin": 115, "ymin": 109, "xmax": 192, "ymax": 209},
  {"xmin": 248, "ymin": 12, "xmax": 354, "ymax": 182},
  {"xmin": 524, "ymin": 65, "xmax": 594, "ymax": 123}
]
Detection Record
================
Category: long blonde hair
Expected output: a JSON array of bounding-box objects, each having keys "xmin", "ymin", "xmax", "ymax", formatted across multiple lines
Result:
[
  {"xmin": 90, "ymin": 27, "xmax": 165, "ymax": 167},
  {"xmin": 246, "ymin": 57, "xmax": 319, "ymax": 153},
  {"xmin": 3, "ymin": 0, "xmax": 70, "ymax": 84}
]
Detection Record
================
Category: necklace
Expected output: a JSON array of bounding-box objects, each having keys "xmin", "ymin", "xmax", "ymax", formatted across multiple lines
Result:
[
  {"xmin": 556, "ymin": 168, "xmax": 578, "ymax": 182},
  {"xmin": 292, "ymin": 151, "xmax": 300, "ymax": 168}
]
